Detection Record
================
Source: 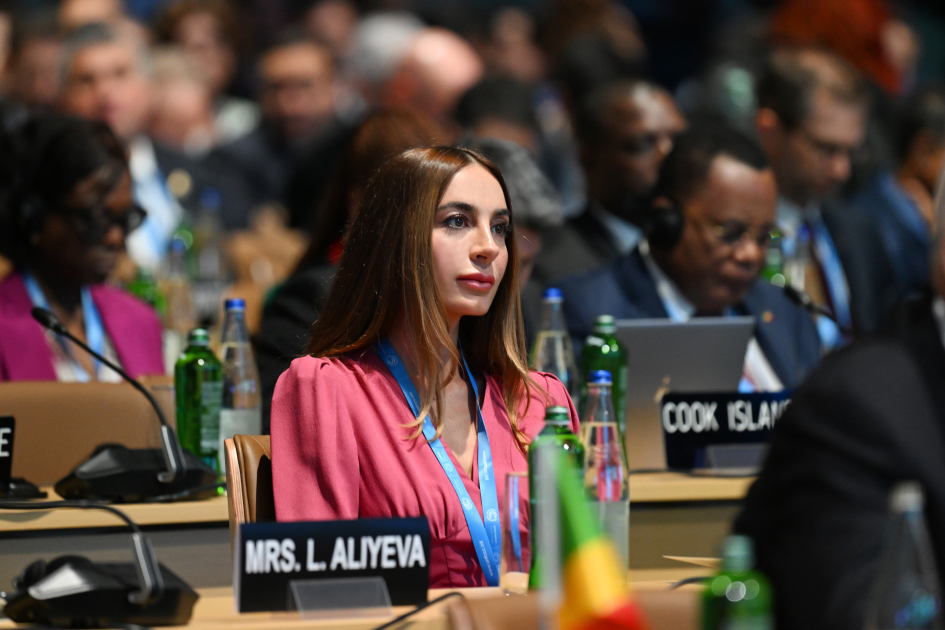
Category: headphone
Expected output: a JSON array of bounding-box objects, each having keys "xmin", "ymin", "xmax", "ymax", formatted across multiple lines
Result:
[{"xmin": 614, "ymin": 193, "xmax": 685, "ymax": 251}]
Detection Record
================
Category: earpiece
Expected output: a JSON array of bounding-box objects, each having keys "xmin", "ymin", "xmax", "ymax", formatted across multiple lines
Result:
[{"xmin": 643, "ymin": 197, "xmax": 685, "ymax": 250}]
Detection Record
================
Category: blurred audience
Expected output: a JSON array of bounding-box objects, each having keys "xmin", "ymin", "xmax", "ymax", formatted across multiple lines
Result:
[
  {"xmin": 153, "ymin": 0, "xmax": 259, "ymax": 144},
  {"xmin": 256, "ymin": 109, "xmax": 445, "ymax": 431},
  {"xmin": 5, "ymin": 10, "xmax": 61, "ymax": 115},
  {"xmin": 58, "ymin": 0, "xmax": 124, "ymax": 33},
  {"xmin": 58, "ymin": 21, "xmax": 185, "ymax": 271},
  {"xmin": 216, "ymin": 30, "xmax": 351, "ymax": 230},
  {"xmin": 533, "ymin": 79, "xmax": 686, "ymax": 283},
  {"xmin": 559, "ymin": 123, "xmax": 821, "ymax": 391},
  {"xmin": 0, "ymin": 115, "xmax": 163, "ymax": 381},
  {"xmin": 735, "ymin": 163, "xmax": 945, "ymax": 630},
  {"xmin": 756, "ymin": 46, "xmax": 896, "ymax": 344},
  {"xmin": 847, "ymin": 84, "xmax": 945, "ymax": 300},
  {"xmin": 382, "ymin": 27, "xmax": 483, "ymax": 129},
  {"xmin": 455, "ymin": 77, "xmax": 539, "ymax": 154}
]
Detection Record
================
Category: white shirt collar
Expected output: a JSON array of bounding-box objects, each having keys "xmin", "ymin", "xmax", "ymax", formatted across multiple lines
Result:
[
  {"xmin": 638, "ymin": 240, "xmax": 695, "ymax": 322},
  {"xmin": 777, "ymin": 196, "xmax": 821, "ymax": 238},
  {"xmin": 589, "ymin": 204, "xmax": 644, "ymax": 255}
]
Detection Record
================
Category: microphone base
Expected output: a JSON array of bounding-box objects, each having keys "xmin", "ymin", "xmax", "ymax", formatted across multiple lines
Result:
[
  {"xmin": 55, "ymin": 445, "xmax": 219, "ymax": 503},
  {"xmin": 3, "ymin": 560, "xmax": 198, "ymax": 626}
]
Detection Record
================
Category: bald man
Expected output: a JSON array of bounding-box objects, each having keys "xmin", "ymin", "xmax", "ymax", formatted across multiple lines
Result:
[{"xmin": 533, "ymin": 79, "xmax": 686, "ymax": 283}]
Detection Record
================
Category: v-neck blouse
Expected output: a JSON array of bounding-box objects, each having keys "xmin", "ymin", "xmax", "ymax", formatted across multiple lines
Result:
[{"xmin": 270, "ymin": 348, "xmax": 580, "ymax": 587}]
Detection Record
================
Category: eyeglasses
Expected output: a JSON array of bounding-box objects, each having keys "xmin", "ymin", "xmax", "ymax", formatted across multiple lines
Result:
[
  {"xmin": 53, "ymin": 202, "xmax": 147, "ymax": 244},
  {"xmin": 702, "ymin": 219, "xmax": 775, "ymax": 250}
]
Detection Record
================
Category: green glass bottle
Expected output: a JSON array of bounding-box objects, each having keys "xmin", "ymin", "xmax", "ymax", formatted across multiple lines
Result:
[
  {"xmin": 702, "ymin": 535, "xmax": 773, "ymax": 630},
  {"xmin": 126, "ymin": 268, "xmax": 166, "ymax": 318},
  {"xmin": 175, "ymin": 328, "xmax": 223, "ymax": 472},
  {"xmin": 580, "ymin": 315, "xmax": 628, "ymax": 432},
  {"xmin": 528, "ymin": 406, "xmax": 584, "ymax": 589}
]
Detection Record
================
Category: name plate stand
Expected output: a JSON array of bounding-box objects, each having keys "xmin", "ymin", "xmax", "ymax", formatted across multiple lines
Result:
[
  {"xmin": 660, "ymin": 391, "xmax": 792, "ymax": 470},
  {"xmin": 235, "ymin": 518, "xmax": 430, "ymax": 614},
  {"xmin": 0, "ymin": 416, "xmax": 14, "ymax": 491}
]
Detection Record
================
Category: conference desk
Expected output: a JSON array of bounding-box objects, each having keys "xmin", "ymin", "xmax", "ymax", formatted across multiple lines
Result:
[
  {"xmin": 0, "ymin": 577, "xmax": 706, "ymax": 630},
  {"xmin": 0, "ymin": 473, "xmax": 751, "ymax": 595}
]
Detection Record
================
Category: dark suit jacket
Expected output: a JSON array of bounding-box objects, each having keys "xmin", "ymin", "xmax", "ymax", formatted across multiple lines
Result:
[
  {"xmin": 532, "ymin": 209, "xmax": 621, "ymax": 284},
  {"xmin": 257, "ymin": 263, "xmax": 336, "ymax": 433},
  {"xmin": 822, "ymin": 199, "xmax": 901, "ymax": 335},
  {"xmin": 734, "ymin": 293, "xmax": 945, "ymax": 630},
  {"xmin": 557, "ymin": 249, "xmax": 822, "ymax": 389}
]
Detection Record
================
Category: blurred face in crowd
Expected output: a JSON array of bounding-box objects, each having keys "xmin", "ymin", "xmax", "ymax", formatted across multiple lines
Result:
[
  {"xmin": 757, "ymin": 90, "xmax": 866, "ymax": 207},
  {"xmin": 585, "ymin": 86, "xmax": 686, "ymax": 218},
  {"xmin": 431, "ymin": 164, "xmax": 510, "ymax": 329},
  {"xmin": 173, "ymin": 10, "xmax": 236, "ymax": 97},
  {"xmin": 258, "ymin": 41, "xmax": 334, "ymax": 143},
  {"xmin": 61, "ymin": 40, "xmax": 152, "ymax": 142},
  {"xmin": 654, "ymin": 155, "xmax": 778, "ymax": 314},
  {"xmin": 32, "ymin": 167, "xmax": 138, "ymax": 286},
  {"xmin": 10, "ymin": 36, "xmax": 61, "ymax": 110}
]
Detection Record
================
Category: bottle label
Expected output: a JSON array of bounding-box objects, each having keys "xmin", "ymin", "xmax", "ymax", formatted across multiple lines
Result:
[{"xmin": 200, "ymin": 380, "xmax": 223, "ymax": 453}]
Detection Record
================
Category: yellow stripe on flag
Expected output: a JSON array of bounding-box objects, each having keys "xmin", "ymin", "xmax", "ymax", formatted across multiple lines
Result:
[{"xmin": 559, "ymin": 538, "xmax": 629, "ymax": 630}]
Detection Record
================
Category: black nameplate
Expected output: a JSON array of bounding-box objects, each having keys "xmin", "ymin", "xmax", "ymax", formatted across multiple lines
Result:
[
  {"xmin": 0, "ymin": 416, "xmax": 13, "ymax": 488},
  {"xmin": 660, "ymin": 391, "xmax": 792, "ymax": 469},
  {"xmin": 235, "ymin": 518, "xmax": 430, "ymax": 612}
]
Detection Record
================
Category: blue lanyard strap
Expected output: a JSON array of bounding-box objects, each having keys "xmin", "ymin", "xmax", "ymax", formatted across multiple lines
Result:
[
  {"xmin": 376, "ymin": 338, "xmax": 502, "ymax": 586},
  {"xmin": 23, "ymin": 271, "xmax": 107, "ymax": 382}
]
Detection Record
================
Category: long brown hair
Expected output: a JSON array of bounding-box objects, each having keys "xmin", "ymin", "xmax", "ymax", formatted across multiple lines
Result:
[{"xmin": 306, "ymin": 146, "xmax": 540, "ymax": 445}]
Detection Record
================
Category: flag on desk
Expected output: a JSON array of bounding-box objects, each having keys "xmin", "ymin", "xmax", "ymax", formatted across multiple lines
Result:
[{"xmin": 554, "ymin": 452, "xmax": 648, "ymax": 630}]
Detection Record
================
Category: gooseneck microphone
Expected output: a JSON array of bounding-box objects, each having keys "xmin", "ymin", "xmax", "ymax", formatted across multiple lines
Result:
[
  {"xmin": 32, "ymin": 306, "xmax": 186, "ymax": 483},
  {"xmin": 30, "ymin": 307, "xmax": 218, "ymax": 502},
  {"xmin": 781, "ymin": 285, "xmax": 854, "ymax": 337},
  {"xmin": 0, "ymin": 499, "xmax": 198, "ymax": 626}
]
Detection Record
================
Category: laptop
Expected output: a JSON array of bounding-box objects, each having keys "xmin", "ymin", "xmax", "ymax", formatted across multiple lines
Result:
[{"xmin": 613, "ymin": 317, "xmax": 755, "ymax": 470}]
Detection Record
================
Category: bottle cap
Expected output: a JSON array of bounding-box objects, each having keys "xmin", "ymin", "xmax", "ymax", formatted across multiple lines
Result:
[
  {"xmin": 543, "ymin": 288, "xmax": 563, "ymax": 302},
  {"xmin": 588, "ymin": 370, "xmax": 612, "ymax": 385},
  {"xmin": 592, "ymin": 314, "xmax": 617, "ymax": 334},
  {"xmin": 890, "ymin": 481, "xmax": 924, "ymax": 513},
  {"xmin": 544, "ymin": 405, "xmax": 570, "ymax": 424},
  {"xmin": 187, "ymin": 328, "xmax": 210, "ymax": 346},
  {"xmin": 721, "ymin": 535, "xmax": 754, "ymax": 573},
  {"xmin": 224, "ymin": 298, "xmax": 246, "ymax": 311}
]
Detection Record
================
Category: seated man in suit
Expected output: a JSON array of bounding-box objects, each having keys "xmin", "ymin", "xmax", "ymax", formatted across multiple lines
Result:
[
  {"xmin": 532, "ymin": 79, "xmax": 686, "ymax": 283},
  {"xmin": 733, "ymin": 169, "xmax": 945, "ymax": 630},
  {"xmin": 559, "ymin": 122, "xmax": 821, "ymax": 390},
  {"xmin": 756, "ymin": 47, "xmax": 898, "ymax": 344}
]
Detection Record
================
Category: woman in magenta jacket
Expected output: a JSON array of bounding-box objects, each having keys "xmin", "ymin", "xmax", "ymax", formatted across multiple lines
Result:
[
  {"xmin": 271, "ymin": 146, "xmax": 579, "ymax": 588},
  {"xmin": 0, "ymin": 116, "xmax": 163, "ymax": 382}
]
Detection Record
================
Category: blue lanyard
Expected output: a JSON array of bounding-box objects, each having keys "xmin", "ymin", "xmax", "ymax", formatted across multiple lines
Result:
[
  {"xmin": 509, "ymin": 474, "xmax": 523, "ymax": 572},
  {"xmin": 23, "ymin": 271, "xmax": 107, "ymax": 382},
  {"xmin": 808, "ymin": 219, "xmax": 852, "ymax": 329},
  {"xmin": 376, "ymin": 338, "xmax": 502, "ymax": 586}
]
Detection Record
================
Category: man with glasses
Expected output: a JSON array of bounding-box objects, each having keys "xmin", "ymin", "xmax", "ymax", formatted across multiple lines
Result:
[
  {"xmin": 559, "ymin": 123, "xmax": 821, "ymax": 391},
  {"xmin": 755, "ymin": 47, "xmax": 894, "ymax": 346},
  {"xmin": 533, "ymin": 78, "xmax": 686, "ymax": 283}
]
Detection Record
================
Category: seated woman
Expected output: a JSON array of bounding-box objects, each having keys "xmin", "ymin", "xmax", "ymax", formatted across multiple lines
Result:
[
  {"xmin": 271, "ymin": 146, "xmax": 579, "ymax": 588},
  {"xmin": 0, "ymin": 116, "xmax": 164, "ymax": 381}
]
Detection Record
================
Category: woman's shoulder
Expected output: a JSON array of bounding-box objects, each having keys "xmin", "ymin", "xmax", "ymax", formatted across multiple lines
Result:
[{"xmin": 280, "ymin": 348, "xmax": 385, "ymax": 389}]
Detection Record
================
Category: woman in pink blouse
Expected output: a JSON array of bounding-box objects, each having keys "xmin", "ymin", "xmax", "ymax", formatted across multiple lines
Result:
[{"xmin": 271, "ymin": 146, "xmax": 578, "ymax": 588}]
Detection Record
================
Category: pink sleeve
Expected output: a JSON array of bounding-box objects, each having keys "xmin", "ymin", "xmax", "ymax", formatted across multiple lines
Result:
[
  {"xmin": 536, "ymin": 372, "xmax": 581, "ymax": 435},
  {"xmin": 270, "ymin": 357, "xmax": 360, "ymax": 522}
]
